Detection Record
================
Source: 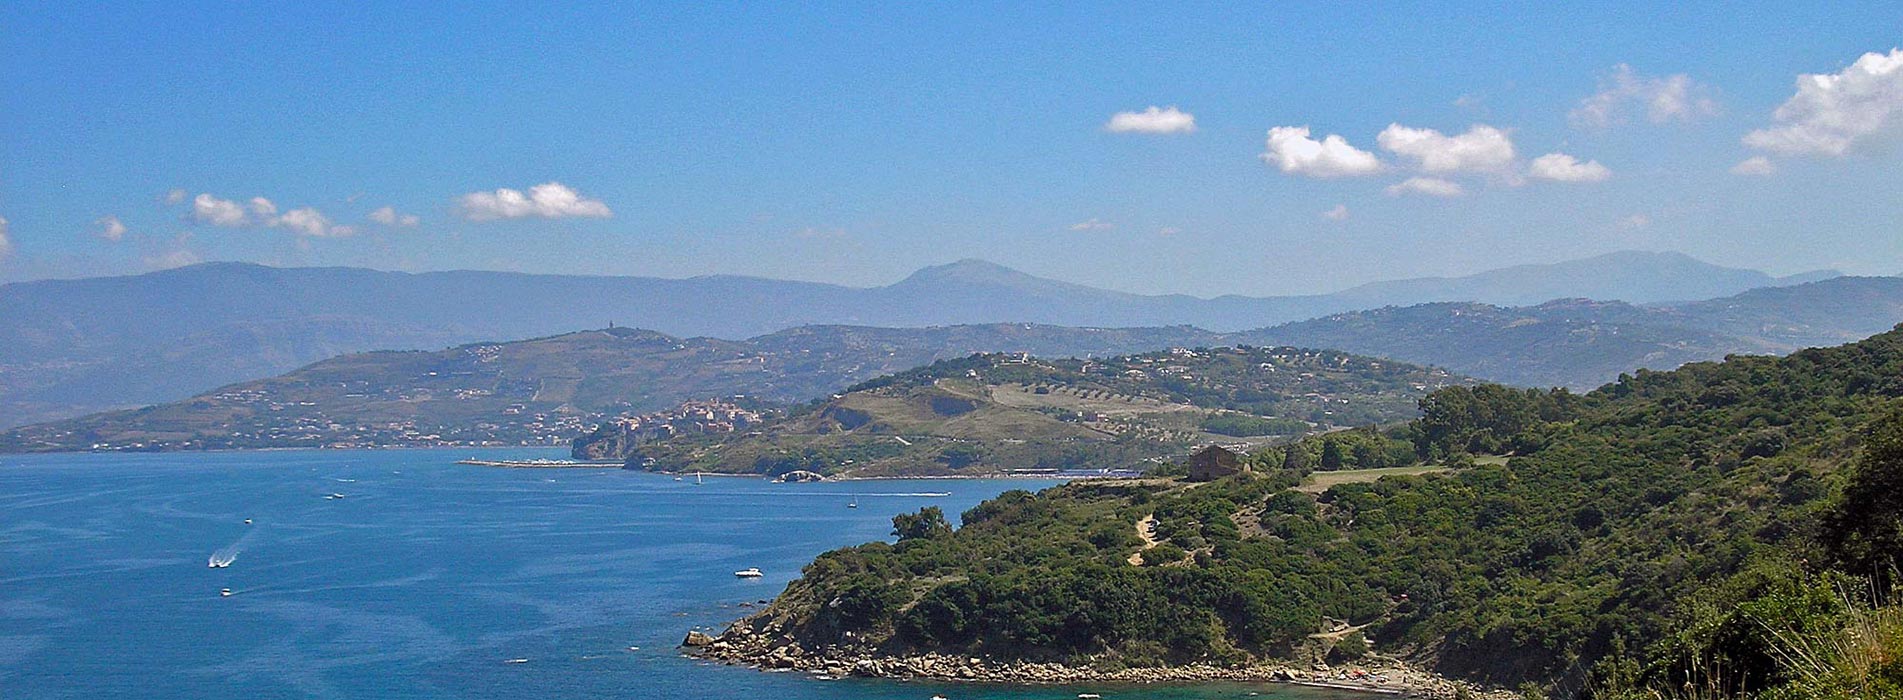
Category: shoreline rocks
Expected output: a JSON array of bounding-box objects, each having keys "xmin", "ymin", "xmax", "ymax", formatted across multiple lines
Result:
[{"xmin": 682, "ymin": 620, "xmax": 1516, "ymax": 699}]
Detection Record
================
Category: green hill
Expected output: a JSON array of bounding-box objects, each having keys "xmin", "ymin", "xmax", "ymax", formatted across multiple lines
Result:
[
  {"xmin": 698, "ymin": 325, "xmax": 1903, "ymax": 697},
  {"xmin": 587, "ymin": 347, "xmax": 1469, "ymax": 477},
  {"xmin": 0, "ymin": 324, "xmax": 1231, "ymax": 453}
]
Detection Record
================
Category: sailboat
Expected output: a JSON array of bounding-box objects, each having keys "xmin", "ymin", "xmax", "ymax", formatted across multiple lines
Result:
[
  {"xmin": 696, "ymin": 472, "xmax": 703, "ymax": 485},
  {"xmin": 847, "ymin": 497, "xmax": 858, "ymax": 509}
]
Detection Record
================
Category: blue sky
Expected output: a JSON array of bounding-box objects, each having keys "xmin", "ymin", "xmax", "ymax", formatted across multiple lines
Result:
[{"xmin": 2, "ymin": 2, "xmax": 1900, "ymax": 296}]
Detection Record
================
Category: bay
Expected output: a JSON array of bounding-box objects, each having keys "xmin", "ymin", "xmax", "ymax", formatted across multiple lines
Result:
[{"xmin": 0, "ymin": 448, "xmax": 1365, "ymax": 700}]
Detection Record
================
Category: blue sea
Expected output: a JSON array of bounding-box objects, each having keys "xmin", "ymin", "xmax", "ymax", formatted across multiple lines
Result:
[{"xmin": 1, "ymin": 449, "xmax": 1365, "ymax": 700}]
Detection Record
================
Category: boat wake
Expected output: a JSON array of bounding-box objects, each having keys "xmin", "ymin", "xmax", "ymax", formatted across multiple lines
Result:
[{"xmin": 207, "ymin": 525, "xmax": 262, "ymax": 569}]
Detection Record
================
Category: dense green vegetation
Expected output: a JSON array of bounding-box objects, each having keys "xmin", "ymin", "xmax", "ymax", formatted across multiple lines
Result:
[
  {"xmin": 740, "ymin": 326, "xmax": 1903, "ymax": 697},
  {"xmin": 596, "ymin": 347, "xmax": 1467, "ymax": 477}
]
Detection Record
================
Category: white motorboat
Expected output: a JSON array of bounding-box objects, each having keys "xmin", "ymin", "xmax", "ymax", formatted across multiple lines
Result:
[{"xmin": 733, "ymin": 567, "xmax": 763, "ymax": 578}]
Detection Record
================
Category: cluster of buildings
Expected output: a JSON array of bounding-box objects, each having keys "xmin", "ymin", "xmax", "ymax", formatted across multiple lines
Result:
[{"xmin": 599, "ymin": 400, "xmax": 767, "ymax": 444}]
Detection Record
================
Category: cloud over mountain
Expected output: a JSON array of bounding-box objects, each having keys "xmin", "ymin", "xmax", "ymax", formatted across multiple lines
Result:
[
  {"xmin": 1745, "ymin": 48, "xmax": 1903, "ymax": 157},
  {"xmin": 1260, "ymin": 126, "xmax": 1384, "ymax": 177},
  {"xmin": 1385, "ymin": 177, "xmax": 1465, "ymax": 197},
  {"xmin": 1377, "ymin": 124, "xmax": 1516, "ymax": 174},
  {"xmin": 1570, "ymin": 64, "xmax": 1718, "ymax": 128},
  {"xmin": 1104, "ymin": 106, "xmax": 1196, "ymax": 134},
  {"xmin": 1529, "ymin": 153, "xmax": 1612, "ymax": 182},
  {"xmin": 458, "ymin": 182, "xmax": 613, "ymax": 221}
]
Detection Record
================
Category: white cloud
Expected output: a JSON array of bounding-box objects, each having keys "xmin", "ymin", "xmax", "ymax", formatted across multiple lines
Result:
[
  {"xmin": 1157, "ymin": 226, "xmax": 1181, "ymax": 236},
  {"xmin": 247, "ymin": 197, "xmax": 278, "ymax": 218},
  {"xmin": 1377, "ymin": 124, "xmax": 1516, "ymax": 174},
  {"xmin": 164, "ymin": 188, "xmax": 188, "ymax": 205},
  {"xmin": 1068, "ymin": 218, "xmax": 1114, "ymax": 231},
  {"xmin": 1259, "ymin": 126, "xmax": 1384, "ymax": 178},
  {"xmin": 1618, "ymin": 213, "xmax": 1652, "ymax": 230},
  {"xmin": 190, "ymin": 193, "xmax": 352, "ymax": 237},
  {"xmin": 95, "ymin": 215, "xmax": 127, "ymax": 241},
  {"xmin": 1744, "ymin": 48, "xmax": 1903, "ymax": 157},
  {"xmin": 273, "ymin": 207, "xmax": 355, "ymax": 238},
  {"xmin": 1104, "ymin": 106, "xmax": 1196, "ymax": 134},
  {"xmin": 1730, "ymin": 156, "xmax": 1776, "ymax": 176},
  {"xmin": 192, "ymin": 194, "xmax": 250, "ymax": 227},
  {"xmin": 1384, "ymin": 177, "xmax": 1465, "ymax": 198},
  {"xmin": 1321, "ymin": 204, "xmax": 1350, "ymax": 221},
  {"xmin": 0, "ymin": 215, "xmax": 11, "ymax": 260},
  {"xmin": 1571, "ymin": 64, "xmax": 1719, "ymax": 129},
  {"xmin": 369, "ymin": 206, "xmax": 420, "ymax": 227},
  {"xmin": 1528, "ymin": 153, "xmax": 1612, "ymax": 182},
  {"xmin": 458, "ymin": 182, "xmax": 613, "ymax": 221}
]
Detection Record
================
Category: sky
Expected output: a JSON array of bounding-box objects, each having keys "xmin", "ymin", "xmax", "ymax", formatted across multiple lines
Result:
[{"xmin": 2, "ymin": 2, "xmax": 1901, "ymax": 296}]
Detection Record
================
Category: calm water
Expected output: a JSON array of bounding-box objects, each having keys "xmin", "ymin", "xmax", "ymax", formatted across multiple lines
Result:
[{"xmin": 0, "ymin": 449, "xmax": 1363, "ymax": 700}]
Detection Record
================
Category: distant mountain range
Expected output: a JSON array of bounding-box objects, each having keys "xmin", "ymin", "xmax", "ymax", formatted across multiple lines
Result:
[
  {"xmin": 8, "ymin": 276, "xmax": 1901, "ymax": 453},
  {"xmin": 0, "ymin": 252, "xmax": 1850, "ymax": 427},
  {"xmin": 1251, "ymin": 277, "xmax": 1903, "ymax": 388}
]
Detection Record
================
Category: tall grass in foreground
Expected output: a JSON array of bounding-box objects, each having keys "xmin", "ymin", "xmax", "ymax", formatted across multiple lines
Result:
[
  {"xmin": 1594, "ymin": 591, "xmax": 1903, "ymax": 700},
  {"xmin": 1759, "ymin": 596, "xmax": 1903, "ymax": 700}
]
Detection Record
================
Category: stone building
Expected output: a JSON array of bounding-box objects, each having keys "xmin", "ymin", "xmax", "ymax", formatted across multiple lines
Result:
[{"xmin": 1186, "ymin": 445, "xmax": 1245, "ymax": 481}]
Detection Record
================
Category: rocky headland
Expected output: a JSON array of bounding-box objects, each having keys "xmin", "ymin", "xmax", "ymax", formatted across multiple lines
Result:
[{"xmin": 680, "ymin": 617, "xmax": 1517, "ymax": 699}]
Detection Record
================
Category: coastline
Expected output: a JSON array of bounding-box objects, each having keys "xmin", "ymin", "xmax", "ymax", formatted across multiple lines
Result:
[{"xmin": 683, "ymin": 621, "xmax": 1517, "ymax": 699}]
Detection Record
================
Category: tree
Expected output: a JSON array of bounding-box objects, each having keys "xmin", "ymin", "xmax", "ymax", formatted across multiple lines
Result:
[
  {"xmin": 1319, "ymin": 440, "xmax": 1345, "ymax": 471},
  {"xmin": 1824, "ymin": 408, "xmax": 1903, "ymax": 586},
  {"xmin": 1282, "ymin": 443, "xmax": 1308, "ymax": 472},
  {"xmin": 893, "ymin": 506, "xmax": 952, "ymax": 542}
]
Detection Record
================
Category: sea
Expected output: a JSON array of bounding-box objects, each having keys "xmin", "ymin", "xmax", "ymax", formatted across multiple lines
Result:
[{"xmin": 0, "ymin": 448, "xmax": 1366, "ymax": 700}]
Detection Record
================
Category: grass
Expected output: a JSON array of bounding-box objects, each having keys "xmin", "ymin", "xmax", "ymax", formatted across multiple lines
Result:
[{"xmin": 1296, "ymin": 464, "xmax": 1453, "ymax": 493}]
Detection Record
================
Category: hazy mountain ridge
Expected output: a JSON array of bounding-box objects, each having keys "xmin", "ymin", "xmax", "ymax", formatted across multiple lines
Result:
[
  {"xmin": 0, "ymin": 324, "xmax": 1240, "ymax": 453},
  {"xmin": 1242, "ymin": 277, "xmax": 1903, "ymax": 388},
  {"xmin": 8, "ymin": 276, "xmax": 1903, "ymax": 451},
  {"xmin": 0, "ymin": 253, "xmax": 1852, "ymax": 427}
]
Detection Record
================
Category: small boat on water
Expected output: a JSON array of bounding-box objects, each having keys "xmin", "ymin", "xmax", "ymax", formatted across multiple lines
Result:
[
  {"xmin": 219, "ymin": 588, "xmax": 232, "ymax": 597},
  {"xmin": 325, "ymin": 493, "xmax": 346, "ymax": 500},
  {"xmin": 734, "ymin": 567, "xmax": 763, "ymax": 578},
  {"xmin": 503, "ymin": 658, "xmax": 529, "ymax": 664},
  {"xmin": 207, "ymin": 554, "xmax": 234, "ymax": 568},
  {"xmin": 847, "ymin": 497, "xmax": 858, "ymax": 509}
]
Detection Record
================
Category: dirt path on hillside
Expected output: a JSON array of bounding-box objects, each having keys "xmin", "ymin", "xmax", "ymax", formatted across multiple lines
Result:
[{"xmin": 1127, "ymin": 514, "xmax": 1160, "ymax": 565}]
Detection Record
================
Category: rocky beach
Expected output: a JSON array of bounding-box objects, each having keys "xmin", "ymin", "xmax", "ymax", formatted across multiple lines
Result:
[{"xmin": 682, "ymin": 618, "xmax": 1518, "ymax": 699}]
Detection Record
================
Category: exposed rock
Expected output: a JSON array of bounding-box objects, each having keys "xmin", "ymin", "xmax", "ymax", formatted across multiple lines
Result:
[{"xmin": 681, "ymin": 631, "xmax": 715, "ymax": 647}]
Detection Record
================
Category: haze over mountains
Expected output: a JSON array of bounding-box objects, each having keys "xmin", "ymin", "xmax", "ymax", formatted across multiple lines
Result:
[
  {"xmin": 8, "ymin": 275, "xmax": 1902, "ymax": 452},
  {"xmin": 0, "ymin": 251, "xmax": 1869, "ymax": 428}
]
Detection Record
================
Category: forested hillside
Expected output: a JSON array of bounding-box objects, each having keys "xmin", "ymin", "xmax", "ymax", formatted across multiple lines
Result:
[
  {"xmin": 585, "ymin": 346, "xmax": 1466, "ymax": 477},
  {"xmin": 710, "ymin": 325, "xmax": 1903, "ymax": 698}
]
